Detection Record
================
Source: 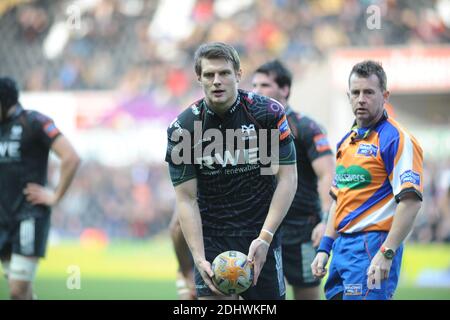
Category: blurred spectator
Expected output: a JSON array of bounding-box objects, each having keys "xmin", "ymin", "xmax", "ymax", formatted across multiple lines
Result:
[
  {"xmin": 411, "ymin": 159, "xmax": 450, "ymax": 243},
  {"xmin": 50, "ymin": 160, "xmax": 174, "ymax": 239},
  {"xmin": 0, "ymin": 0, "xmax": 448, "ymax": 109}
]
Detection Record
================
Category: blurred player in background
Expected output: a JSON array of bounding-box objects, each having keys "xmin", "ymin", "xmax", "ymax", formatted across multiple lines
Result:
[
  {"xmin": 311, "ymin": 61, "xmax": 423, "ymax": 300},
  {"xmin": 169, "ymin": 210, "xmax": 196, "ymax": 300},
  {"xmin": 252, "ymin": 60, "xmax": 335, "ymax": 300},
  {"xmin": 165, "ymin": 42, "xmax": 298, "ymax": 300},
  {"xmin": 0, "ymin": 77, "xmax": 80, "ymax": 299}
]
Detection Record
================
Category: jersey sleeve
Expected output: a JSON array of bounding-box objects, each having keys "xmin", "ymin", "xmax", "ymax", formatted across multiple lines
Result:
[
  {"xmin": 381, "ymin": 132, "xmax": 423, "ymax": 202},
  {"xmin": 301, "ymin": 118, "xmax": 332, "ymax": 162},
  {"xmin": 29, "ymin": 111, "xmax": 62, "ymax": 148},
  {"xmin": 165, "ymin": 117, "xmax": 197, "ymax": 186},
  {"xmin": 267, "ymin": 99, "xmax": 296, "ymax": 164},
  {"xmin": 264, "ymin": 99, "xmax": 294, "ymax": 147}
]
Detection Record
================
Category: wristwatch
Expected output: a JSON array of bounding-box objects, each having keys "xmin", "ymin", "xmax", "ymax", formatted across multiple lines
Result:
[{"xmin": 380, "ymin": 246, "xmax": 395, "ymax": 260}]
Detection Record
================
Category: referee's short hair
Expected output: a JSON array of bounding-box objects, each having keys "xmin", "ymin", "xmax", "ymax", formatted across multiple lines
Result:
[{"xmin": 349, "ymin": 60, "xmax": 387, "ymax": 91}]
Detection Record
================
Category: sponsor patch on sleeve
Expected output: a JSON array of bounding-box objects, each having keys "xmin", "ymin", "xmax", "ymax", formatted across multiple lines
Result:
[
  {"xmin": 400, "ymin": 170, "xmax": 421, "ymax": 186},
  {"xmin": 277, "ymin": 115, "xmax": 291, "ymax": 141},
  {"xmin": 43, "ymin": 121, "xmax": 60, "ymax": 138},
  {"xmin": 313, "ymin": 134, "xmax": 331, "ymax": 152}
]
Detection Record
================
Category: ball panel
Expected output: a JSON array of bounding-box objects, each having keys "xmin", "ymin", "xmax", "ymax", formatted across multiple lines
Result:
[{"xmin": 211, "ymin": 250, "xmax": 253, "ymax": 295}]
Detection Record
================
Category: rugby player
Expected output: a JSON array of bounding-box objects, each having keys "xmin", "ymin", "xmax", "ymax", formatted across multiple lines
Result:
[
  {"xmin": 252, "ymin": 60, "xmax": 334, "ymax": 300},
  {"xmin": 165, "ymin": 42, "xmax": 298, "ymax": 300},
  {"xmin": 0, "ymin": 77, "xmax": 80, "ymax": 299}
]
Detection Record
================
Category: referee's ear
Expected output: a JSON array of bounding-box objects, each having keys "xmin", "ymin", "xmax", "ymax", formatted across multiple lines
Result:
[{"xmin": 383, "ymin": 90, "xmax": 390, "ymax": 103}]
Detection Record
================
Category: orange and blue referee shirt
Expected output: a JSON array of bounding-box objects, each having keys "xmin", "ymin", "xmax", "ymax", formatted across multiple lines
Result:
[{"xmin": 330, "ymin": 110, "xmax": 423, "ymax": 234}]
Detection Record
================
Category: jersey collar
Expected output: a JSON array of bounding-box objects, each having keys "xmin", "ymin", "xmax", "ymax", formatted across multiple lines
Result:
[
  {"xmin": 350, "ymin": 109, "xmax": 388, "ymax": 142},
  {"xmin": 203, "ymin": 92, "xmax": 241, "ymax": 119}
]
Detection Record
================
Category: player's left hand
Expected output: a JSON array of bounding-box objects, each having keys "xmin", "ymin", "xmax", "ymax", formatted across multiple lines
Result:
[
  {"xmin": 311, "ymin": 222, "xmax": 326, "ymax": 248},
  {"xmin": 367, "ymin": 251, "xmax": 393, "ymax": 289},
  {"xmin": 23, "ymin": 183, "xmax": 57, "ymax": 206},
  {"xmin": 247, "ymin": 238, "xmax": 269, "ymax": 286}
]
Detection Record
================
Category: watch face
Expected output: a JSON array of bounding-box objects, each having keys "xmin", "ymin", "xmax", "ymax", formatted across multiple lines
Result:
[{"xmin": 383, "ymin": 249, "xmax": 395, "ymax": 259}]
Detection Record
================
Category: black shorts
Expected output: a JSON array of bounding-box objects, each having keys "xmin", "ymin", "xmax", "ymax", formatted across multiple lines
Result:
[
  {"xmin": 0, "ymin": 214, "xmax": 51, "ymax": 258},
  {"xmin": 281, "ymin": 223, "xmax": 321, "ymax": 288},
  {"xmin": 194, "ymin": 234, "xmax": 286, "ymax": 300}
]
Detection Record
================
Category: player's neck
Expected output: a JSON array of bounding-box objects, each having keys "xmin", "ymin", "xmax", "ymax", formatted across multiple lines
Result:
[
  {"xmin": 0, "ymin": 104, "xmax": 18, "ymax": 122},
  {"xmin": 207, "ymin": 92, "xmax": 238, "ymax": 117},
  {"xmin": 8, "ymin": 104, "xmax": 18, "ymax": 116}
]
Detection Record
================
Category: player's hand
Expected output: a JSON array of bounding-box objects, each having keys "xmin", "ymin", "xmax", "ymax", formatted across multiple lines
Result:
[
  {"xmin": 311, "ymin": 222, "xmax": 326, "ymax": 248},
  {"xmin": 367, "ymin": 251, "xmax": 393, "ymax": 289},
  {"xmin": 195, "ymin": 259, "xmax": 225, "ymax": 296},
  {"xmin": 247, "ymin": 238, "xmax": 269, "ymax": 286},
  {"xmin": 311, "ymin": 252, "xmax": 329, "ymax": 278},
  {"xmin": 23, "ymin": 183, "xmax": 57, "ymax": 206}
]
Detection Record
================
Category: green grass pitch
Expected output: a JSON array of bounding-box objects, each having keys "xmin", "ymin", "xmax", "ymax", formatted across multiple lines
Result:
[{"xmin": 1, "ymin": 234, "xmax": 449, "ymax": 300}]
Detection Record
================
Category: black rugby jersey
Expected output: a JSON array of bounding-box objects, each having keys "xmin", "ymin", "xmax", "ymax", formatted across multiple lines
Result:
[
  {"xmin": 165, "ymin": 90, "xmax": 296, "ymax": 237},
  {"xmin": 282, "ymin": 107, "xmax": 333, "ymax": 227},
  {"xmin": 0, "ymin": 105, "xmax": 61, "ymax": 225}
]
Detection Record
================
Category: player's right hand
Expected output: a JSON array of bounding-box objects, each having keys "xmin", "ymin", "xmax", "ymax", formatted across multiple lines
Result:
[
  {"xmin": 311, "ymin": 252, "xmax": 329, "ymax": 278},
  {"xmin": 196, "ymin": 259, "xmax": 225, "ymax": 296}
]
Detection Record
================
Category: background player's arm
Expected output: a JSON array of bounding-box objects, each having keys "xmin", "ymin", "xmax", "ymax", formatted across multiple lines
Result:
[
  {"xmin": 247, "ymin": 163, "xmax": 297, "ymax": 285},
  {"xmin": 24, "ymin": 135, "xmax": 80, "ymax": 206},
  {"xmin": 169, "ymin": 210, "xmax": 196, "ymax": 299},
  {"xmin": 174, "ymin": 179, "xmax": 223, "ymax": 296},
  {"xmin": 311, "ymin": 154, "xmax": 335, "ymax": 246},
  {"xmin": 169, "ymin": 210, "xmax": 194, "ymax": 279},
  {"xmin": 312, "ymin": 155, "xmax": 335, "ymax": 215},
  {"xmin": 367, "ymin": 193, "xmax": 421, "ymax": 283},
  {"xmin": 263, "ymin": 163, "xmax": 298, "ymax": 237},
  {"xmin": 311, "ymin": 200, "xmax": 338, "ymax": 278}
]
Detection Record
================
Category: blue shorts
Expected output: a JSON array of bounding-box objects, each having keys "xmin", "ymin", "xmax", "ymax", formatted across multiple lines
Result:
[{"xmin": 324, "ymin": 231, "xmax": 403, "ymax": 300}]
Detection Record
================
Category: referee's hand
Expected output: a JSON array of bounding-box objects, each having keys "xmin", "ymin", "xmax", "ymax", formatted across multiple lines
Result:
[{"xmin": 311, "ymin": 252, "xmax": 329, "ymax": 278}]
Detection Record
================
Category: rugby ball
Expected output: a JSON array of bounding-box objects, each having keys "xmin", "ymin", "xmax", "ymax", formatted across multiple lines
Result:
[{"xmin": 211, "ymin": 250, "xmax": 253, "ymax": 295}]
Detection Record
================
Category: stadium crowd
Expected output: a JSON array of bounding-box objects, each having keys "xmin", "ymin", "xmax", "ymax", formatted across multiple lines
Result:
[
  {"xmin": 49, "ymin": 161, "xmax": 174, "ymax": 239},
  {"xmin": 0, "ymin": 0, "xmax": 449, "ymax": 106}
]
